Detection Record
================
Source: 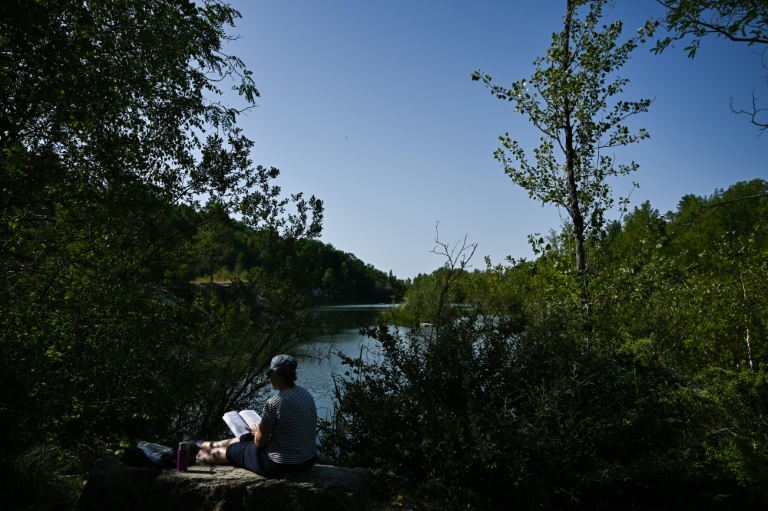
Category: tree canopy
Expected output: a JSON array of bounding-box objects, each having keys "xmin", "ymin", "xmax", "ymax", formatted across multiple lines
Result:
[
  {"xmin": 1, "ymin": 1, "xmax": 324, "ymax": 505},
  {"xmin": 473, "ymin": 0, "xmax": 652, "ymax": 318}
]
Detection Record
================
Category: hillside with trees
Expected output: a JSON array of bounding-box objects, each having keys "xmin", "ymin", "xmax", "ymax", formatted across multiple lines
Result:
[{"xmin": 152, "ymin": 200, "xmax": 407, "ymax": 303}]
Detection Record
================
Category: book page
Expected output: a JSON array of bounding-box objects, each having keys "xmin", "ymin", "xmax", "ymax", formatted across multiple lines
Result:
[
  {"xmin": 222, "ymin": 410, "xmax": 250, "ymax": 438},
  {"xmin": 239, "ymin": 409, "xmax": 261, "ymax": 427}
]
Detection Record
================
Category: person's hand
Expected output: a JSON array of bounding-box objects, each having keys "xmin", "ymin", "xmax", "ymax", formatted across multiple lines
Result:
[{"xmin": 246, "ymin": 423, "xmax": 259, "ymax": 436}]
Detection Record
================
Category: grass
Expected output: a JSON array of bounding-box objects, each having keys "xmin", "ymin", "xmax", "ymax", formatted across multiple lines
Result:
[{"xmin": 0, "ymin": 444, "xmax": 84, "ymax": 510}]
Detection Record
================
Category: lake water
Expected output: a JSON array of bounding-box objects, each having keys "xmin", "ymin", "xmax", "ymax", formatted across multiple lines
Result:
[{"xmin": 295, "ymin": 304, "xmax": 401, "ymax": 420}]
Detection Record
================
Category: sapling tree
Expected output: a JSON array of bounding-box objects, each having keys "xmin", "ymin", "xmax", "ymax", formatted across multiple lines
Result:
[{"xmin": 473, "ymin": 0, "xmax": 653, "ymax": 314}]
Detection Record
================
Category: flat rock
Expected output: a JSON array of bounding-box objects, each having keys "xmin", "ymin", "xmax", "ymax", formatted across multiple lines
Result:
[{"xmin": 77, "ymin": 456, "xmax": 371, "ymax": 511}]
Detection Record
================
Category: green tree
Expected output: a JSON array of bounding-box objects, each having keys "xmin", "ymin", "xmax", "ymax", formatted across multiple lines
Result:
[
  {"xmin": 194, "ymin": 199, "xmax": 235, "ymax": 282},
  {"xmin": 0, "ymin": 1, "xmax": 322, "ymax": 505},
  {"xmin": 473, "ymin": 0, "xmax": 652, "ymax": 314}
]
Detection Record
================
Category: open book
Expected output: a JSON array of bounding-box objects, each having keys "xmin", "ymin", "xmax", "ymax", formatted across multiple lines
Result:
[{"xmin": 222, "ymin": 409, "xmax": 262, "ymax": 438}]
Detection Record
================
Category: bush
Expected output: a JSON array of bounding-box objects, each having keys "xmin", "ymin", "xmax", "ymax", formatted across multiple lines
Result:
[
  {"xmin": 319, "ymin": 248, "xmax": 739, "ymax": 509},
  {"xmin": 0, "ymin": 443, "xmax": 83, "ymax": 509}
]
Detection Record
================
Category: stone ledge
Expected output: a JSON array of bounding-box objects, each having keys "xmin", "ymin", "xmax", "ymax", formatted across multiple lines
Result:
[{"xmin": 76, "ymin": 456, "xmax": 371, "ymax": 511}]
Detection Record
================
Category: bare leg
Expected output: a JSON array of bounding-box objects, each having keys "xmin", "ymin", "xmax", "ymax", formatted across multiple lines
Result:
[
  {"xmin": 196, "ymin": 437, "xmax": 239, "ymax": 465},
  {"xmin": 196, "ymin": 446, "xmax": 230, "ymax": 464},
  {"xmin": 199, "ymin": 437, "xmax": 239, "ymax": 450}
]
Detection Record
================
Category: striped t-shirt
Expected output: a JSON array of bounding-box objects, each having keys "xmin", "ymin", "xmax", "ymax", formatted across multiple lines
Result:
[{"xmin": 262, "ymin": 385, "xmax": 317, "ymax": 464}]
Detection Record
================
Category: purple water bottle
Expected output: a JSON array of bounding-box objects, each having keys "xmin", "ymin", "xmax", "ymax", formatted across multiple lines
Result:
[{"xmin": 177, "ymin": 441, "xmax": 189, "ymax": 471}]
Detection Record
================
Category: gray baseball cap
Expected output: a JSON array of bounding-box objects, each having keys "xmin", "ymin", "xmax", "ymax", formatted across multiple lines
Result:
[{"xmin": 269, "ymin": 354, "xmax": 298, "ymax": 372}]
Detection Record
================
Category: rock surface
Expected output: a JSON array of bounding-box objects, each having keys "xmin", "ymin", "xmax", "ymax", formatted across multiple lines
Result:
[{"xmin": 76, "ymin": 456, "xmax": 371, "ymax": 511}]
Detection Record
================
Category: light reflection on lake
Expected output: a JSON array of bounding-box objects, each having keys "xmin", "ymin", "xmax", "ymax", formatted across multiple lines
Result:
[{"xmin": 295, "ymin": 304, "xmax": 402, "ymax": 420}]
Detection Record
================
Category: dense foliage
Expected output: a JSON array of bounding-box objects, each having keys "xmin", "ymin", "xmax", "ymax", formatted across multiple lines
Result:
[
  {"xmin": 319, "ymin": 1, "xmax": 768, "ymax": 508},
  {"xmin": 0, "ymin": 1, "xmax": 405, "ymax": 504},
  {"xmin": 321, "ymin": 179, "xmax": 768, "ymax": 509},
  {"xmin": 0, "ymin": 0, "xmax": 330, "ymax": 506},
  {"xmin": 2, "ymin": 0, "xmax": 764, "ymax": 509}
]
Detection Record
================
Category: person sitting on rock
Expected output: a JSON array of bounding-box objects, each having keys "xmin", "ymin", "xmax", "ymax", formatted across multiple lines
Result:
[{"xmin": 196, "ymin": 354, "xmax": 317, "ymax": 477}]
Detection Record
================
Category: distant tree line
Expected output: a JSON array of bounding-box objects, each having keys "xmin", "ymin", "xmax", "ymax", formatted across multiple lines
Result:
[{"xmin": 162, "ymin": 198, "xmax": 407, "ymax": 304}]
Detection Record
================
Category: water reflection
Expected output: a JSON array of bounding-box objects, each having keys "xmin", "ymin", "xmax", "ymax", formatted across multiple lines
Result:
[{"xmin": 296, "ymin": 304, "xmax": 400, "ymax": 420}]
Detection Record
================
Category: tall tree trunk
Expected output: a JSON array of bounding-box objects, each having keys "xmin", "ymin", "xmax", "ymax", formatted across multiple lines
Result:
[{"xmin": 563, "ymin": 0, "xmax": 590, "ymax": 319}]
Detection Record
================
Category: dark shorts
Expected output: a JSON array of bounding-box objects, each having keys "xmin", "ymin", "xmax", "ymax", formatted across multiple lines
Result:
[{"xmin": 226, "ymin": 434, "xmax": 316, "ymax": 478}]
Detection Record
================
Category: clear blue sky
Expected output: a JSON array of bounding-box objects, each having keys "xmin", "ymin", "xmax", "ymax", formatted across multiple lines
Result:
[{"xmin": 222, "ymin": 0, "xmax": 766, "ymax": 280}]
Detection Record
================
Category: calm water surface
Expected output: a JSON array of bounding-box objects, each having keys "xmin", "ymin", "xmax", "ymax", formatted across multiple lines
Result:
[{"xmin": 295, "ymin": 304, "xmax": 402, "ymax": 419}]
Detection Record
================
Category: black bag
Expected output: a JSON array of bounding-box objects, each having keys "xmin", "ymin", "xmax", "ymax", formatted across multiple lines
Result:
[
  {"xmin": 120, "ymin": 446, "xmax": 165, "ymax": 468},
  {"xmin": 120, "ymin": 442, "xmax": 177, "ymax": 468}
]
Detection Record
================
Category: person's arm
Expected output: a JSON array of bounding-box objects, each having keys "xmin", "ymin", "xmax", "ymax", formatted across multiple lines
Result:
[{"xmin": 247, "ymin": 418, "xmax": 274, "ymax": 448}]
